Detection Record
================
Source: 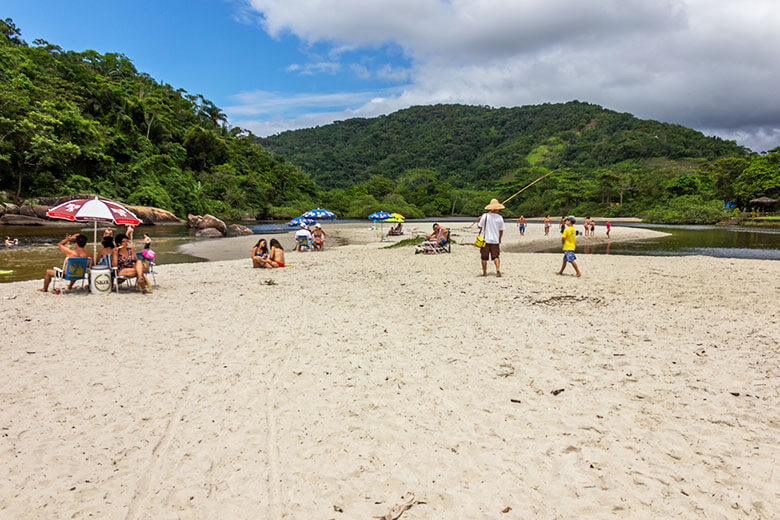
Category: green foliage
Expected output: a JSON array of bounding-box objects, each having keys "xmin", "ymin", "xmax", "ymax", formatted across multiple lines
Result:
[
  {"xmin": 642, "ymin": 196, "xmax": 738, "ymax": 224},
  {"xmin": 732, "ymin": 147, "xmax": 780, "ymax": 203},
  {"xmin": 382, "ymin": 237, "xmax": 425, "ymax": 249},
  {"xmin": 0, "ymin": 20, "xmax": 316, "ymax": 219}
]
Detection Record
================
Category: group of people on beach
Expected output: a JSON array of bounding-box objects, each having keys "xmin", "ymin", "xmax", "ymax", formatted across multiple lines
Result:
[
  {"xmin": 39, "ymin": 228, "xmax": 154, "ymax": 294},
  {"xmin": 252, "ymin": 238, "xmax": 286, "ymax": 268},
  {"xmin": 293, "ymin": 222, "xmax": 326, "ymax": 251},
  {"xmin": 532, "ymin": 215, "xmax": 610, "ymax": 239},
  {"xmin": 4, "ymin": 236, "xmax": 19, "ymax": 247}
]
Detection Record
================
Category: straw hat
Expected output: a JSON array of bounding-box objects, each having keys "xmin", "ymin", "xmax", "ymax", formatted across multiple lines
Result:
[{"xmin": 484, "ymin": 198, "xmax": 505, "ymax": 210}]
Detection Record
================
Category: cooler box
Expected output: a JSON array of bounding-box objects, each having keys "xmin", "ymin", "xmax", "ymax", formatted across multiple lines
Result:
[{"xmin": 89, "ymin": 266, "xmax": 112, "ymax": 295}]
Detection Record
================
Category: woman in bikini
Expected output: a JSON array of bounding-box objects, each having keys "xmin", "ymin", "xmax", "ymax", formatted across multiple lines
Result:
[
  {"xmin": 252, "ymin": 238, "xmax": 269, "ymax": 268},
  {"xmin": 544, "ymin": 215, "xmax": 551, "ymax": 236},
  {"xmin": 312, "ymin": 224, "xmax": 326, "ymax": 251},
  {"xmin": 112, "ymin": 233, "xmax": 149, "ymax": 294},
  {"xmin": 268, "ymin": 238, "xmax": 285, "ymax": 267},
  {"xmin": 583, "ymin": 217, "xmax": 590, "ymax": 237}
]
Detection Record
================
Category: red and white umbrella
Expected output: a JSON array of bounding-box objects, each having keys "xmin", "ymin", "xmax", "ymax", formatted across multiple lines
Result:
[{"xmin": 47, "ymin": 197, "xmax": 142, "ymax": 257}]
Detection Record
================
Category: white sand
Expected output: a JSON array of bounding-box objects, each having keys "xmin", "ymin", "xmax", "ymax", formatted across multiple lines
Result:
[{"xmin": 1, "ymin": 229, "xmax": 778, "ymax": 519}]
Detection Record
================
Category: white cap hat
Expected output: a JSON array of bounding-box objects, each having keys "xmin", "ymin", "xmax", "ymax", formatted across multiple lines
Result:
[
  {"xmin": 300, "ymin": 223, "xmax": 307, "ymax": 228},
  {"xmin": 315, "ymin": 223, "xmax": 321, "ymax": 228}
]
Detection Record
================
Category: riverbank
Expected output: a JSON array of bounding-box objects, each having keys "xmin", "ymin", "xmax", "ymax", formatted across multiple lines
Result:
[{"xmin": 1, "ymin": 240, "xmax": 778, "ymax": 518}]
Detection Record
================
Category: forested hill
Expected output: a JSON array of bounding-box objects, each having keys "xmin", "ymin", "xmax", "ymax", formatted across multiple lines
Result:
[
  {"xmin": 0, "ymin": 19, "xmax": 316, "ymax": 218},
  {"xmin": 259, "ymin": 102, "xmax": 748, "ymax": 189}
]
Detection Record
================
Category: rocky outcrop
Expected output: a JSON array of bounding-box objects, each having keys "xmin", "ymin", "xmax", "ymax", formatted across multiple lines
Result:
[
  {"xmin": 228, "ymin": 224, "xmax": 254, "ymax": 236},
  {"xmin": 0, "ymin": 195, "xmax": 185, "ymax": 226},
  {"xmin": 126, "ymin": 205, "xmax": 184, "ymax": 225},
  {"xmin": 195, "ymin": 227, "xmax": 223, "ymax": 238},
  {"xmin": 198, "ymin": 214, "xmax": 227, "ymax": 235},
  {"xmin": 0, "ymin": 214, "xmax": 48, "ymax": 225},
  {"xmin": 187, "ymin": 214, "xmax": 203, "ymax": 229}
]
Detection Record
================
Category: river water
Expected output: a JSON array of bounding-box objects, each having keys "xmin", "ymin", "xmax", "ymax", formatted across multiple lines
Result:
[{"xmin": 1, "ymin": 221, "xmax": 778, "ymax": 283}]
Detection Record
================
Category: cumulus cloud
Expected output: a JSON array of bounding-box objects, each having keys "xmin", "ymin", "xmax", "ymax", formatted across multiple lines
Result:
[{"xmin": 238, "ymin": 0, "xmax": 780, "ymax": 151}]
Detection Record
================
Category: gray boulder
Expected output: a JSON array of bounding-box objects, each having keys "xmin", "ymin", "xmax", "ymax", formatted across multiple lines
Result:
[
  {"xmin": 0, "ymin": 214, "xmax": 47, "ymax": 225},
  {"xmin": 195, "ymin": 227, "xmax": 223, "ymax": 238},
  {"xmin": 228, "ymin": 224, "xmax": 254, "ymax": 236},
  {"xmin": 199, "ymin": 214, "xmax": 227, "ymax": 235}
]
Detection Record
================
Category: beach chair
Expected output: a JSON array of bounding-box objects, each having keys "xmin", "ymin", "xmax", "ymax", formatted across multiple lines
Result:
[
  {"xmin": 415, "ymin": 228, "xmax": 451, "ymax": 254},
  {"xmin": 52, "ymin": 257, "xmax": 89, "ymax": 292},
  {"xmin": 296, "ymin": 236, "xmax": 311, "ymax": 252},
  {"xmin": 136, "ymin": 252, "xmax": 157, "ymax": 287}
]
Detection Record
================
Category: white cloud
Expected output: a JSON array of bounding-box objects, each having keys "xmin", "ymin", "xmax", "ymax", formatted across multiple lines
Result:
[{"xmin": 238, "ymin": 0, "xmax": 780, "ymax": 150}]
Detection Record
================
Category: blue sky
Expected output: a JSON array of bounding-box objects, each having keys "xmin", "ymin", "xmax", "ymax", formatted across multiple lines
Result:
[{"xmin": 3, "ymin": 1, "xmax": 780, "ymax": 151}]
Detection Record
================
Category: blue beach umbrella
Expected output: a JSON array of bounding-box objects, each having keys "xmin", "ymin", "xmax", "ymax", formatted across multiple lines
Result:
[
  {"xmin": 302, "ymin": 208, "xmax": 336, "ymax": 220},
  {"xmin": 287, "ymin": 216, "xmax": 315, "ymax": 227},
  {"xmin": 368, "ymin": 211, "xmax": 392, "ymax": 221}
]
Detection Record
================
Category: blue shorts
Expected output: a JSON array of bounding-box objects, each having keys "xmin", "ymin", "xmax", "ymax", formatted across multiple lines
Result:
[
  {"xmin": 563, "ymin": 251, "xmax": 577, "ymax": 262},
  {"xmin": 519, "ymin": 225, "xmax": 525, "ymax": 231}
]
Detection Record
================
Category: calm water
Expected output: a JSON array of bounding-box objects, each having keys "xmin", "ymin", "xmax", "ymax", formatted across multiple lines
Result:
[
  {"xmin": 566, "ymin": 223, "xmax": 780, "ymax": 260},
  {"xmin": 1, "ymin": 221, "xmax": 778, "ymax": 283}
]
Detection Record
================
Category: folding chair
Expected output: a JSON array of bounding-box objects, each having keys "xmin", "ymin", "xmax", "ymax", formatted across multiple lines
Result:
[
  {"xmin": 52, "ymin": 257, "xmax": 89, "ymax": 292},
  {"xmin": 415, "ymin": 228, "xmax": 451, "ymax": 254},
  {"xmin": 296, "ymin": 236, "xmax": 311, "ymax": 251}
]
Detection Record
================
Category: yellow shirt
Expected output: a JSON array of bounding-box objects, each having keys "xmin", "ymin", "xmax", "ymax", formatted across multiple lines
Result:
[{"xmin": 562, "ymin": 226, "xmax": 576, "ymax": 251}]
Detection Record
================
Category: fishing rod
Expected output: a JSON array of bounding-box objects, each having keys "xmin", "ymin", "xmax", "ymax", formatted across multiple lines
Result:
[{"xmin": 467, "ymin": 170, "xmax": 554, "ymax": 227}]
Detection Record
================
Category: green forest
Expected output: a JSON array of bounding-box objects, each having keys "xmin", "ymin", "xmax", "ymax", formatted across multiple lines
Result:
[{"xmin": 2, "ymin": 18, "xmax": 778, "ymax": 224}]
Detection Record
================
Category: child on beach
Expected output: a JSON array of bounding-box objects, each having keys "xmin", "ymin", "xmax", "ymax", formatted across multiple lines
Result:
[
  {"xmin": 606, "ymin": 221, "xmax": 611, "ymax": 238},
  {"xmin": 556, "ymin": 216, "xmax": 581, "ymax": 277}
]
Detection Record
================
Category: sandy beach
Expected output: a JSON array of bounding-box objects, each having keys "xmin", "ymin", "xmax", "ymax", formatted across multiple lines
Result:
[{"xmin": 1, "ymin": 224, "xmax": 778, "ymax": 519}]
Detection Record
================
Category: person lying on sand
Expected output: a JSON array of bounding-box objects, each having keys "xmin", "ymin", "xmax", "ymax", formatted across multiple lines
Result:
[{"xmin": 39, "ymin": 233, "xmax": 90, "ymax": 292}]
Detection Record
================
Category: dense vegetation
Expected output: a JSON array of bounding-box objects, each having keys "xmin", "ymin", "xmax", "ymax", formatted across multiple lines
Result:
[
  {"xmin": 262, "ymin": 104, "xmax": 778, "ymax": 223},
  {"xmin": 1, "ymin": 19, "xmax": 777, "ymax": 224},
  {"xmin": 0, "ymin": 19, "xmax": 317, "ymax": 219}
]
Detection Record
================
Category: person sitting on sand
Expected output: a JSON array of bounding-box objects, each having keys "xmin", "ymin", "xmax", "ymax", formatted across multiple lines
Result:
[
  {"xmin": 425, "ymin": 223, "xmax": 447, "ymax": 243},
  {"xmin": 268, "ymin": 238, "xmax": 285, "ymax": 267},
  {"xmin": 388, "ymin": 223, "xmax": 404, "ymax": 236},
  {"xmin": 252, "ymin": 238, "xmax": 269, "ymax": 268},
  {"xmin": 112, "ymin": 233, "xmax": 150, "ymax": 294},
  {"xmin": 4, "ymin": 236, "xmax": 13, "ymax": 247},
  {"xmin": 39, "ymin": 233, "xmax": 90, "ymax": 292},
  {"xmin": 312, "ymin": 223, "xmax": 326, "ymax": 251},
  {"xmin": 96, "ymin": 236, "xmax": 115, "ymax": 265}
]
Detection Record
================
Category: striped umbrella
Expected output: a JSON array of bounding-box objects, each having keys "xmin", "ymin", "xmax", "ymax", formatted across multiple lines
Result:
[{"xmin": 46, "ymin": 196, "xmax": 141, "ymax": 258}]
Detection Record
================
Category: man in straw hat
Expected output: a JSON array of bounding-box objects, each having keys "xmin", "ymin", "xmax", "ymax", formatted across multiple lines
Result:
[{"xmin": 478, "ymin": 199, "xmax": 506, "ymax": 277}]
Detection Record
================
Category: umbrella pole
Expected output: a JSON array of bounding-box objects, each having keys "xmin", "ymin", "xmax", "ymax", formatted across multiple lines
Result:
[{"xmin": 93, "ymin": 222, "xmax": 97, "ymax": 261}]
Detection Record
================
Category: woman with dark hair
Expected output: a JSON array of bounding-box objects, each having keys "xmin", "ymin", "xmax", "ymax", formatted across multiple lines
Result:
[
  {"xmin": 96, "ymin": 235, "xmax": 115, "ymax": 265},
  {"xmin": 252, "ymin": 238, "xmax": 269, "ymax": 268},
  {"xmin": 268, "ymin": 238, "xmax": 285, "ymax": 267},
  {"xmin": 112, "ymin": 233, "xmax": 149, "ymax": 294}
]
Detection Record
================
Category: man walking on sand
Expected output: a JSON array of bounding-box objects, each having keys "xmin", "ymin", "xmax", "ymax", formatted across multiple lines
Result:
[
  {"xmin": 478, "ymin": 199, "xmax": 506, "ymax": 277},
  {"xmin": 557, "ymin": 216, "xmax": 581, "ymax": 277}
]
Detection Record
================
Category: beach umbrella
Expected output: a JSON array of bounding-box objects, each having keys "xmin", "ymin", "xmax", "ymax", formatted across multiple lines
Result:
[
  {"xmin": 46, "ymin": 196, "xmax": 142, "ymax": 258},
  {"xmin": 385, "ymin": 217, "xmax": 404, "ymax": 223},
  {"xmin": 302, "ymin": 208, "xmax": 336, "ymax": 220},
  {"xmin": 390, "ymin": 212, "xmax": 405, "ymax": 221},
  {"xmin": 287, "ymin": 216, "xmax": 316, "ymax": 227},
  {"xmin": 368, "ymin": 211, "xmax": 392, "ymax": 221},
  {"xmin": 368, "ymin": 211, "xmax": 392, "ymax": 239}
]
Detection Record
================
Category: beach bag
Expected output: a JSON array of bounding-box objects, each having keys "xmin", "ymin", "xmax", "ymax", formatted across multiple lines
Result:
[{"xmin": 474, "ymin": 214, "xmax": 487, "ymax": 247}]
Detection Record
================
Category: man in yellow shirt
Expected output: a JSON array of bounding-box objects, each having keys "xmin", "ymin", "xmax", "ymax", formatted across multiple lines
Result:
[{"xmin": 557, "ymin": 216, "xmax": 581, "ymax": 277}]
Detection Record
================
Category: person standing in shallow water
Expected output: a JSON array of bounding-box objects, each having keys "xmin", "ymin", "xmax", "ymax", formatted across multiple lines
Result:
[{"xmin": 478, "ymin": 199, "xmax": 506, "ymax": 277}]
